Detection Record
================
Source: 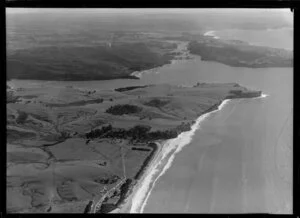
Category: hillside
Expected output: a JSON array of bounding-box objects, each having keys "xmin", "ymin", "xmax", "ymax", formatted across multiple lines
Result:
[
  {"xmin": 7, "ymin": 40, "xmax": 176, "ymax": 81},
  {"xmin": 187, "ymin": 37, "xmax": 292, "ymax": 68}
]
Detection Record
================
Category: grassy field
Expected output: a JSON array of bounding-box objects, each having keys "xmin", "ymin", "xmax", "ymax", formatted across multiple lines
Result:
[{"xmin": 6, "ymin": 82, "xmax": 261, "ymax": 213}]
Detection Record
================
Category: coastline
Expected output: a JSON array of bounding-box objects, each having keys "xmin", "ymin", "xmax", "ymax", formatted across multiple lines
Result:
[
  {"xmin": 116, "ymin": 93, "xmax": 267, "ymax": 213},
  {"xmin": 130, "ymin": 41, "xmax": 192, "ymax": 79}
]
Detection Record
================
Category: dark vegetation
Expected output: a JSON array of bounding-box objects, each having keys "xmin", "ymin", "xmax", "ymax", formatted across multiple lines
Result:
[
  {"xmin": 85, "ymin": 124, "xmax": 113, "ymax": 139},
  {"xmin": 131, "ymin": 147, "xmax": 151, "ymax": 152},
  {"xmin": 105, "ymin": 104, "xmax": 142, "ymax": 115},
  {"xmin": 134, "ymin": 143, "xmax": 157, "ymax": 180},
  {"xmin": 115, "ymin": 179, "xmax": 133, "ymax": 207},
  {"xmin": 85, "ymin": 123, "xmax": 192, "ymax": 142},
  {"xmin": 86, "ymin": 124, "xmax": 152, "ymax": 142},
  {"xmin": 83, "ymin": 201, "xmax": 93, "ymax": 213},
  {"xmin": 128, "ymin": 125, "xmax": 152, "ymax": 141},
  {"xmin": 7, "ymin": 42, "xmax": 175, "ymax": 81},
  {"xmin": 188, "ymin": 40, "xmax": 292, "ymax": 68},
  {"xmin": 144, "ymin": 98, "xmax": 170, "ymax": 108},
  {"xmin": 114, "ymin": 85, "xmax": 148, "ymax": 92}
]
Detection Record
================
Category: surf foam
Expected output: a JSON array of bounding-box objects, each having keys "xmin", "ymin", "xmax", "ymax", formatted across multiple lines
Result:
[
  {"xmin": 130, "ymin": 99, "xmax": 231, "ymax": 213},
  {"xmin": 203, "ymin": 30, "xmax": 220, "ymax": 39},
  {"xmin": 253, "ymin": 93, "xmax": 269, "ymax": 99}
]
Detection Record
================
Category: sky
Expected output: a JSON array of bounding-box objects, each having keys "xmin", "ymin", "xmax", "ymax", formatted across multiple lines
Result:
[{"xmin": 6, "ymin": 8, "xmax": 293, "ymax": 29}]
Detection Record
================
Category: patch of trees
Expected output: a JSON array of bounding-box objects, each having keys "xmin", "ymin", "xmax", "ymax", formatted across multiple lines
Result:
[
  {"xmin": 128, "ymin": 125, "xmax": 152, "ymax": 141},
  {"xmin": 86, "ymin": 124, "xmax": 174, "ymax": 142},
  {"xmin": 146, "ymin": 129, "xmax": 178, "ymax": 140},
  {"xmin": 86, "ymin": 124, "xmax": 113, "ymax": 139},
  {"xmin": 134, "ymin": 143, "xmax": 157, "ymax": 180},
  {"xmin": 106, "ymin": 104, "xmax": 142, "ymax": 115},
  {"xmin": 86, "ymin": 124, "xmax": 152, "ymax": 142},
  {"xmin": 144, "ymin": 98, "xmax": 169, "ymax": 108},
  {"xmin": 131, "ymin": 147, "xmax": 151, "ymax": 152},
  {"xmin": 115, "ymin": 179, "xmax": 133, "ymax": 207},
  {"xmin": 83, "ymin": 201, "xmax": 93, "ymax": 213},
  {"xmin": 115, "ymin": 85, "xmax": 148, "ymax": 92},
  {"xmin": 85, "ymin": 123, "xmax": 193, "ymax": 142}
]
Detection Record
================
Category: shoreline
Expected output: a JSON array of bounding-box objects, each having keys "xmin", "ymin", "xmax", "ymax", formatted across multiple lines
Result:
[
  {"xmin": 117, "ymin": 93, "xmax": 268, "ymax": 213},
  {"xmin": 130, "ymin": 41, "xmax": 192, "ymax": 79}
]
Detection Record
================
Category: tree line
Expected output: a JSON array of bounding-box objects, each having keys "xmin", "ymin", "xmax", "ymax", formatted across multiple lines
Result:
[{"xmin": 85, "ymin": 122, "xmax": 192, "ymax": 143}]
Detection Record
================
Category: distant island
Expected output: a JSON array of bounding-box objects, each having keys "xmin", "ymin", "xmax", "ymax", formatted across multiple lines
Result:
[{"xmin": 7, "ymin": 82, "xmax": 262, "ymax": 213}]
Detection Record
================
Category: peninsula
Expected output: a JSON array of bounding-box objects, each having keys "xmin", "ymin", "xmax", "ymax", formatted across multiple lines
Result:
[{"xmin": 7, "ymin": 82, "xmax": 261, "ymax": 213}]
